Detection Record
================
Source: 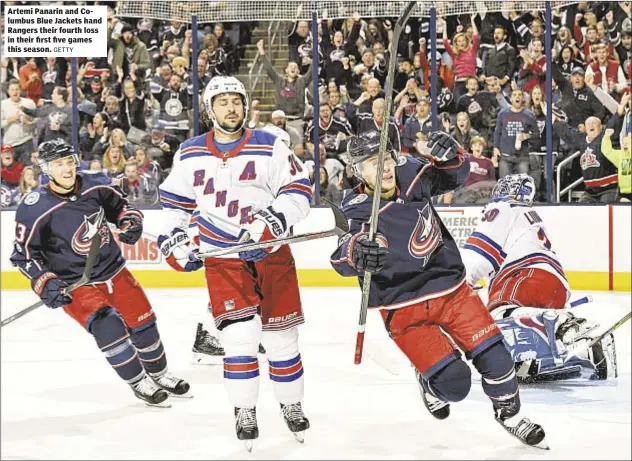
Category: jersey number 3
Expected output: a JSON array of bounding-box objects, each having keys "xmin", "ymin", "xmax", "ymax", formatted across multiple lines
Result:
[{"xmin": 15, "ymin": 223, "xmax": 27, "ymax": 244}]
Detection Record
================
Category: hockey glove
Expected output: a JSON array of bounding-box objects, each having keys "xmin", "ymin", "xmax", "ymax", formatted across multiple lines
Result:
[
  {"xmin": 419, "ymin": 132, "xmax": 464, "ymax": 164},
  {"xmin": 118, "ymin": 214, "xmax": 143, "ymax": 245},
  {"xmin": 351, "ymin": 233, "xmax": 389, "ymax": 273},
  {"xmin": 238, "ymin": 207, "xmax": 288, "ymax": 263},
  {"xmin": 32, "ymin": 272, "xmax": 73, "ymax": 309},
  {"xmin": 157, "ymin": 228, "xmax": 203, "ymax": 272}
]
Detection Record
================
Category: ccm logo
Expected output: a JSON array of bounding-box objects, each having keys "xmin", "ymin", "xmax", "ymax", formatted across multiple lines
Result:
[
  {"xmin": 268, "ymin": 312, "xmax": 298, "ymax": 323},
  {"xmin": 472, "ymin": 323, "xmax": 498, "ymax": 342}
]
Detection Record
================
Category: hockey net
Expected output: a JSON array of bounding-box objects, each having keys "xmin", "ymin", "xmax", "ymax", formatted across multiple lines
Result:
[{"xmin": 117, "ymin": 1, "xmax": 579, "ymax": 23}]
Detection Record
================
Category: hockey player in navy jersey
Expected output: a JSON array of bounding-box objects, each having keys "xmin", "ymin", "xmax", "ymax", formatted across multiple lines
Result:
[
  {"xmin": 463, "ymin": 174, "xmax": 617, "ymax": 382},
  {"xmin": 10, "ymin": 139, "xmax": 190, "ymax": 407},
  {"xmin": 330, "ymin": 130, "xmax": 547, "ymax": 449}
]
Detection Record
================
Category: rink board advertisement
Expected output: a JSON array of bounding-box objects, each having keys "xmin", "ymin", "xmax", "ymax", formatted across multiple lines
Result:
[{"xmin": 1, "ymin": 205, "xmax": 630, "ymax": 291}]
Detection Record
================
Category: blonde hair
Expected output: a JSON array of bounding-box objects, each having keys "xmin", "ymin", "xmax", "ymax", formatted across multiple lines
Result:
[
  {"xmin": 110, "ymin": 128, "xmax": 127, "ymax": 147},
  {"xmin": 470, "ymin": 136, "xmax": 487, "ymax": 147},
  {"xmin": 103, "ymin": 146, "xmax": 126, "ymax": 174},
  {"xmin": 19, "ymin": 166, "xmax": 40, "ymax": 197},
  {"xmin": 451, "ymin": 32, "xmax": 471, "ymax": 56}
]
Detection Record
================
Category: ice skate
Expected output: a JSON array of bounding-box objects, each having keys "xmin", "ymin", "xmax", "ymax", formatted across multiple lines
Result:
[
  {"xmin": 281, "ymin": 402, "xmax": 310, "ymax": 443},
  {"xmin": 151, "ymin": 371, "xmax": 192, "ymax": 398},
  {"xmin": 415, "ymin": 369, "xmax": 450, "ymax": 420},
  {"xmin": 495, "ymin": 408, "xmax": 548, "ymax": 449},
  {"xmin": 131, "ymin": 375, "xmax": 171, "ymax": 408},
  {"xmin": 235, "ymin": 407, "xmax": 259, "ymax": 452},
  {"xmin": 192, "ymin": 323, "xmax": 225, "ymax": 365}
]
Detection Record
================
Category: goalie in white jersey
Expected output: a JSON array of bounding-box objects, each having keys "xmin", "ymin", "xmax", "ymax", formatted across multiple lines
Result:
[
  {"xmin": 463, "ymin": 174, "xmax": 617, "ymax": 382},
  {"xmin": 157, "ymin": 76, "xmax": 312, "ymax": 449},
  {"xmin": 462, "ymin": 173, "xmax": 570, "ymax": 313}
]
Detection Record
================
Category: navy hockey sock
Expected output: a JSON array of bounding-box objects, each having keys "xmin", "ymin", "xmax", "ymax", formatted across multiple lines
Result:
[
  {"xmin": 472, "ymin": 341, "xmax": 520, "ymax": 417},
  {"xmin": 89, "ymin": 307, "xmax": 145, "ymax": 384},
  {"xmin": 130, "ymin": 321, "xmax": 167, "ymax": 376}
]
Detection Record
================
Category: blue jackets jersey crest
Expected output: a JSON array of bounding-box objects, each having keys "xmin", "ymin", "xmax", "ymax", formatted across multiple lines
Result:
[
  {"xmin": 331, "ymin": 155, "xmax": 470, "ymax": 309},
  {"xmin": 10, "ymin": 172, "xmax": 140, "ymax": 285}
]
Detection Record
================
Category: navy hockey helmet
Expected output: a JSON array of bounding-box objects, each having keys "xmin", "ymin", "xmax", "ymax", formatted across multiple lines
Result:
[
  {"xmin": 491, "ymin": 173, "xmax": 536, "ymax": 206},
  {"xmin": 37, "ymin": 139, "xmax": 79, "ymax": 177},
  {"xmin": 346, "ymin": 130, "xmax": 397, "ymax": 178}
]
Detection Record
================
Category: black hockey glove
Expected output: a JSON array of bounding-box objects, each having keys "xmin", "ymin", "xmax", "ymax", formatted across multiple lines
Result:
[
  {"xmin": 424, "ymin": 132, "xmax": 464, "ymax": 163},
  {"xmin": 32, "ymin": 272, "xmax": 73, "ymax": 309},
  {"xmin": 351, "ymin": 234, "xmax": 389, "ymax": 273},
  {"xmin": 118, "ymin": 214, "xmax": 143, "ymax": 245}
]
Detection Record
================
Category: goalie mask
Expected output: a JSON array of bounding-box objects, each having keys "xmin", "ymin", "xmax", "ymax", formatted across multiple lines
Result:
[
  {"xmin": 491, "ymin": 173, "xmax": 536, "ymax": 206},
  {"xmin": 202, "ymin": 76, "xmax": 249, "ymax": 135}
]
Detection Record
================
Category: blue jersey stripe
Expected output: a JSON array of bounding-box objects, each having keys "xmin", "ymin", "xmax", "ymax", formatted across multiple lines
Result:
[
  {"xmin": 159, "ymin": 189, "xmax": 196, "ymax": 204},
  {"xmin": 279, "ymin": 189, "xmax": 313, "ymax": 202},
  {"xmin": 237, "ymin": 151, "xmax": 273, "ymax": 157},
  {"xmin": 470, "ymin": 232, "xmax": 506, "ymax": 257},
  {"xmin": 463, "ymin": 244, "xmax": 500, "ymax": 272},
  {"xmin": 181, "ymin": 151, "xmax": 211, "ymax": 161},
  {"xmin": 160, "ymin": 202, "xmax": 194, "ymax": 214},
  {"xmin": 198, "ymin": 216, "xmax": 239, "ymax": 240}
]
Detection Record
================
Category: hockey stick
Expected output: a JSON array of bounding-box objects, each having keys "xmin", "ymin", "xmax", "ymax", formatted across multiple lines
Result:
[
  {"xmin": 354, "ymin": 1, "xmax": 417, "ymax": 365},
  {"xmin": 1, "ymin": 233, "xmax": 102, "ymax": 328},
  {"xmin": 563, "ymin": 310, "xmax": 631, "ymax": 364},
  {"xmin": 194, "ymin": 199, "xmax": 349, "ymax": 260}
]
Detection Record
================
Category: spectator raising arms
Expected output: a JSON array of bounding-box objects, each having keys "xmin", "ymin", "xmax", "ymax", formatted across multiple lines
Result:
[
  {"xmin": 441, "ymin": 15, "xmax": 479, "ymax": 102},
  {"xmin": 1, "ymin": 79, "xmax": 37, "ymax": 164},
  {"xmin": 257, "ymin": 39, "xmax": 312, "ymax": 124}
]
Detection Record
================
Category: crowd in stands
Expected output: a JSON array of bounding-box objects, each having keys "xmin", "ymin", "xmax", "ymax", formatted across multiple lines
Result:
[{"xmin": 1, "ymin": 1, "xmax": 631, "ymax": 208}]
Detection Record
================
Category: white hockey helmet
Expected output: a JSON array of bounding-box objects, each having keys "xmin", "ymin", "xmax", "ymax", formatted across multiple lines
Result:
[{"xmin": 203, "ymin": 76, "xmax": 249, "ymax": 134}]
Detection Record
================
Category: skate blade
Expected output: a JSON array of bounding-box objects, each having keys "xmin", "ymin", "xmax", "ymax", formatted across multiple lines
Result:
[
  {"xmin": 293, "ymin": 431, "xmax": 305, "ymax": 443},
  {"xmin": 192, "ymin": 352, "xmax": 224, "ymax": 365},
  {"xmin": 144, "ymin": 399, "xmax": 172, "ymax": 408},
  {"xmin": 529, "ymin": 438, "xmax": 550, "ymax": 450},
  {"xmin": 168, "ymin": 391, "xmax": 194, "ymax": 399}
]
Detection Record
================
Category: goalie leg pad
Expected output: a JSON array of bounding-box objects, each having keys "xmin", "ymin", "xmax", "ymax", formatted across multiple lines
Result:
[
  {"xmin": 472, "ymin": 341, "xmax": 519, "ymax": 414},
  {"xmin": 130, "ymin": 321, "xmax": 167, "ymax": 376},
  {"xmin": 88, "ymin": 307, "xmax": 145, "ymax": 383},
  {"xmin": 222, "ymin": 315, "xmax": 262, "ymax": 409},
  {"xmin": 262, "ymin": 326, "xmax": 304, "ymax": 405},
  {"xmin": 427, "ymin": 358, "xmax": 472, "ymax": 403}
]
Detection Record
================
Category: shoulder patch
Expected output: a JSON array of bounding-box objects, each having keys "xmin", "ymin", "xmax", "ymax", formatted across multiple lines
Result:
[
  {"xmin": 349, "ymin": 194, "xmax": 368, "ymax": 205},
  {"xmin": 23, "ymin": 192, "xmax": 40, "ymax": 206},
  {"xmin": 397, "ymin": 155, "xmax": 408, "ymax": 166}
]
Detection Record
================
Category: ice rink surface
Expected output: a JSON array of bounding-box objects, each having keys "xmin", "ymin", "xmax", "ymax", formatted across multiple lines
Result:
[{"xmin": 1, "ymin": 287, "xmax": 630, "ymax": 460}]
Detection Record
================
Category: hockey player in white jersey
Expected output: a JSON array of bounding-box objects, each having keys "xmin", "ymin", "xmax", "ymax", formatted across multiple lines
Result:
[
  {"xmin": 462, "ymin": 174, "xmax": 617, "ymax": 382},
  {"xmin": 157, "ymin": 76, "xmax": 312, "ymax": 450}
]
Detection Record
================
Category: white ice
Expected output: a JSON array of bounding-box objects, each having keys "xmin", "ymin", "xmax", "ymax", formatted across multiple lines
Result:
[{"xmin": 1, "ymin": 288, "xmax": 630, "ymax": 460}]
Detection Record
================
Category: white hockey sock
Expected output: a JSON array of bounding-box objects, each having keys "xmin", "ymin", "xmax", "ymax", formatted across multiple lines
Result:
[
  {"xmin": 222, "ymin": 317, "xmax": 262, "ymax": 408},
  {"xmin": 262, "ymin": 327, "xmax": 304, "ymax": 405}
]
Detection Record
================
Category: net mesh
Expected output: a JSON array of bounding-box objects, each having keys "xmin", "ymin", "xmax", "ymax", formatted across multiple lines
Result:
[{"xmin": 117, "ymin": 1, "xmax": 578, "ymax": 23}]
